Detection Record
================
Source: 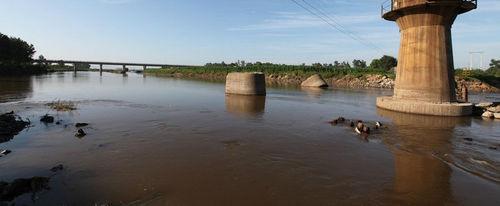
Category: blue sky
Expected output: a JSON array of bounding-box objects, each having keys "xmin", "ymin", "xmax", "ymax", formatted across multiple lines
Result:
[{"xmin": 1, "ymin": 0, "xmax": 499, "ymax": 67}]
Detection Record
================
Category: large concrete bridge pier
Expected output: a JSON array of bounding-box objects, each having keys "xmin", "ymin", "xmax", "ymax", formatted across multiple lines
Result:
[{"xmin": 377, "ymin": 0, "xmax": 477, "ymax": 116}]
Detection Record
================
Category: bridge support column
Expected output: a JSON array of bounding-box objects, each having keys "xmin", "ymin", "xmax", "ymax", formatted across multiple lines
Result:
[
  {"xmin": 376, "ymin": 0, "xmax": 475, "ymax": 116},
  {"xmin": 122, "ymin": 65, "xmax": 127, "ymax": 73},
  {"xmin": 99, "ymin": 64, "xmax": 103, "ymax": 76},
  {"xmin": 73, "ymin": 63, "xmax": 77, "ymax": 74},
  {"xmin": 143, "ymin": 65, "xmax": 147, "ymax": 71}
]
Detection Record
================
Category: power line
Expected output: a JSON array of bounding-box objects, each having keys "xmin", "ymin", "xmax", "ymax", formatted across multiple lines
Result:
[
  {"xmin": 299, "ymin": 0, "xmax": 383, "ymax": 51},
  {"xmin": 289, "ymin": 0, "xmax": 383, "ymax": 53}
]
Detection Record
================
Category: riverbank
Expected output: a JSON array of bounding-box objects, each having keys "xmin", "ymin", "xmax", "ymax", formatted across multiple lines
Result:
[{"xmin": 144, "ymin": 68, "xmax": 499, "ymax": 93}]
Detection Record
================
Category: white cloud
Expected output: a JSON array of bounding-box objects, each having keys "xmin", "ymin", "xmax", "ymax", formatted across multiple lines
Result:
[{"xmin": 229, "ymin": 11, "xmax": 378, "ymax": 31}]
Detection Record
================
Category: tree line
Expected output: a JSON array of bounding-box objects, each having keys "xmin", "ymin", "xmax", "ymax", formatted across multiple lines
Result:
[
  {"xmin": 204, "ymin": 55, "xmax": 398, "ymax": 71},
  {"xmin": 0, "ymin": 33, "xmax": 47, "ymax": 75}
]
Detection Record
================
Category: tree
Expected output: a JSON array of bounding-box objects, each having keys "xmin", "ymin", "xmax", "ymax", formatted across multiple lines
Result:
[
  {"xmin": 341, "ymin": 61, "xmax": 351, "ymax": 69},
  {"xmin": 0, "ymin": 33, "xmax": 46, "ymax": 75},
  {"xmin": 38, "ymin": 55, "xmax": 46, "ymax": 61},
  {"xmin": 486, "ymin": 59, "xmax": 500, "ymax": 77},
  {"xmin": 333, "ymin": 61, "xmax": 341, "ymax": 69},
  {"xmin": 489, "ymin": 59, "xmax": 500, "ymax": 69},
  {"xmin": 312, "ymin": 63, "xmax": 323, "ymax": 68},
  {"xmin": 352, "ymin": 59, "xmax": 367, "ymax": 69},
  {"xmin": 370, "ymin": 55, "xmax": 397, "ymax": 70},
  {"xmin": 0, "ymin": 33, "xmax": 36, "ymax": 64}
]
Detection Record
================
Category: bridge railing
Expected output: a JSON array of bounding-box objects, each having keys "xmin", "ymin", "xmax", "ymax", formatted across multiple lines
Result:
[{"xmin": 381, "ymin": 0, "xmax": 478, "ymax": 17}]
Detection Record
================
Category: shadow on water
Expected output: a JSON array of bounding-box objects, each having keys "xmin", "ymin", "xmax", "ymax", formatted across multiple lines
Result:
[
  {"xmin": 0, "ymin": 77, "xmax": 33, "ymax": 103},
  {"xmin": 378, "ymin": 109, "xmax": 474, "ymax": 205},
  {"xmin": 225, "ymin": 94, "xmax": 266, "ymax": 118}
]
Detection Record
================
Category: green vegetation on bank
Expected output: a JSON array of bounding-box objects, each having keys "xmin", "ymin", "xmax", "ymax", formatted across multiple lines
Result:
[
  {"xmin": 0, "ymin": 33, "xmax": 47, "ymax": 75},
  {"xmin": 147, "ymin": 56, "xmax": 398, "ymax": 79},
  {"xmin": 456, "ymin": 59, "xmax": 500, "ymax": 87}
]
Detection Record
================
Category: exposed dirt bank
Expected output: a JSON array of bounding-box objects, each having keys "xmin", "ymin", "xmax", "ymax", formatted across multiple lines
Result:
[{"xmin": 146, "ymin": 72, "xmax": 499, "ymax": 93}]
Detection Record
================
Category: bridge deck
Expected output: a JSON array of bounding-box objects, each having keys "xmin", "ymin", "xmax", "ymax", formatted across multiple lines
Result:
[{"xmin": 35, "ymin": 59, "xmax": 194, "ymax": 68}]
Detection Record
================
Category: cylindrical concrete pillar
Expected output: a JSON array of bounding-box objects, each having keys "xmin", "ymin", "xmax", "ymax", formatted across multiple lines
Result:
[
  {"xmin": 225, "ymin": 72, "xmax": 266, "ymax": 96},
  {"xmin": 394, "ymin": 11, "xmax": 458, "ymax": 103},
  {"xmin": 377, "ymin": 0, "xmax": 476, "ymax": 116}
]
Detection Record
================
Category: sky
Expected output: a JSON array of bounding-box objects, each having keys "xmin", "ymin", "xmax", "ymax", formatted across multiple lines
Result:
[{"xmin": 1, "ymin": 0, "xmax": 499, "ymax": 67}]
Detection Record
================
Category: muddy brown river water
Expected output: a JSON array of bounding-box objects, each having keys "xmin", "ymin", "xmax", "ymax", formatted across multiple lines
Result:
[{"xmin": 0, "ymin": 72, "xmax": 499, "ymax": 205}]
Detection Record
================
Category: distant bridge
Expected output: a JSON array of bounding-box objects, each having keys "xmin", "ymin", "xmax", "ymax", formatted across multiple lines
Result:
[{"xmin": 34, "ymin": 59, "xmax": 195, "ymax": 74}]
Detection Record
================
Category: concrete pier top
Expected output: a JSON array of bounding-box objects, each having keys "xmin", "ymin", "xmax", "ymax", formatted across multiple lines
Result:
[{"xmin": 225, "ymin": 72, "xmax": 266, "ymax": 96}]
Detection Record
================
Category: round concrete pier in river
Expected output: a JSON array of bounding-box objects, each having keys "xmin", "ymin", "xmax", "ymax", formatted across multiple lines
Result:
[
  {"xmin": 377, "ymin": 0, "xmax": 476, "ymax": 116},
  {"xmin": 225, "ymin": 72, "xmax": 266, "ymax": 96}
]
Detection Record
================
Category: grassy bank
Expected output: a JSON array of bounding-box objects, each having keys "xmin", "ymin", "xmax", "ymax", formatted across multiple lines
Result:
[{"xmin": 455, "ymin": 69, "xmax": 500, "ymax": 88}]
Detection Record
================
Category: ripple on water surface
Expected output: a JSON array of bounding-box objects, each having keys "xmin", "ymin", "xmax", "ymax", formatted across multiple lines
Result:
[{"xmin": 0, "ymin": 72, "xmax": 499, "ymax": 205}]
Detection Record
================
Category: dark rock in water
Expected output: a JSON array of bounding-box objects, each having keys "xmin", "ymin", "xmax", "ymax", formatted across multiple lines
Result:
[
  {"xmin": 75, "ymin": 129, "xmax": 86, "ymax": 138},
  {"xmin": 0, "ymin": 112, "xmax": 30, "ymax": 144},
  {"xmin": 0, "ymin": 176, "xmax": 50, "ymax": 202},
  {"xmin": 40, "ymin": 114, "xmax": 54, "ymax": 123},
  {"xmin": 75, "ymin": 123, "xmax": 89, "ymax": 127},
  {"xmin": 55, "ymin": 120, "xmax": 61, "ymax": 125},
  {"xmin": 350, "ymin": 121, "xmax": 355, "ymax": 128},
  {"xmin": 464, "ymin": 138, "xmax": 474, "ymax": 142},
  {"xmin": 0, "ymin": 149, "xmax": 12, "ymax": 156},
  {"xmin": 337, "ymin": 117, "xmax": 346, "ymax": 122},
  {"xmin": 50, "ymin": 164, "xmax": 64, "ymax": 172}
]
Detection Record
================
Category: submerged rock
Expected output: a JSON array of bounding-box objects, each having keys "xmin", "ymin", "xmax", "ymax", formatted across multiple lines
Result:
[
  {"xmin": 50, "ymin": 164, "xmax": 64, "ymax": 172},
  {"xmin": 301, "ymin": 74, "xmax": 328, "ymax": 88},
  {"xmin": 75, "ymin": 129, "xmax": 86, "ymax": 138},
  {"xmin": 0, "ymin": 112, "xmax": 30, "ymax": 144},
  {"xmin": 40, "ymin": 114, "xmax": 55, "ymax": 123},
  {"xmin": 75, "ymin": 123, "xmax": 89, "ymax": 127}
]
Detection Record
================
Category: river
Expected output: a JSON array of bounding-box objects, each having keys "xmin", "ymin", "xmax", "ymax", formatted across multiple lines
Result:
[{"xmin": 0, "ymin": 72, "xmax": 499, "ymax": 205}]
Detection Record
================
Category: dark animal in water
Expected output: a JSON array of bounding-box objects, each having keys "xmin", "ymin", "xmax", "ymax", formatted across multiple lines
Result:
[{"xmin": 40, "ymin": 114, "xmax": 54, "ymax": 123}]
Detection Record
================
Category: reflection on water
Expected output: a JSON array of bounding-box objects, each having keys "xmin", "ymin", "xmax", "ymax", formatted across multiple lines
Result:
[
  {"xmin": 0, "ymin": 72, "xmax": 499, "ymax": 205},
  {"xmin": 378, "ymin": 109, "xmax": 463, "ymax": 205},
  {"xmin": 225, "ymin": 94, "xmax": 266, "ymax": 117},
  {"xmin": 0, "ymin": 77, "xmax": 33, "ymax": 103},
  {"xmin": 301, "ymin": 87, "xmax": 327, "ymax": 98}
]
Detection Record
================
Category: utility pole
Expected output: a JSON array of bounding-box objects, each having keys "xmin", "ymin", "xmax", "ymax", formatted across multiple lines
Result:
[{"xmin": 469, "ymin": 51, "xmax": 484, "ymax": 70}]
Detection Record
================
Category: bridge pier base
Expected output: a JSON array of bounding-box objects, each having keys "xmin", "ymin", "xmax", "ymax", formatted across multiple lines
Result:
[
  {"xmin": 225, "ymin": 72, "xmax": 266, "ymax": 96},
  {"xmin": 73, "ymin": 63, "xmax": 77, "ymax": 74},
  {"xmin": 99, "ymin": 64, "xmax": 103, "ymax": 76},
  {"xmin": 122, "ymin": 65, "xmax": 128, "ymax": 73},
  {"xmin": 143, "ymin": 65, "xmax": 147, "ymax": 71}
]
